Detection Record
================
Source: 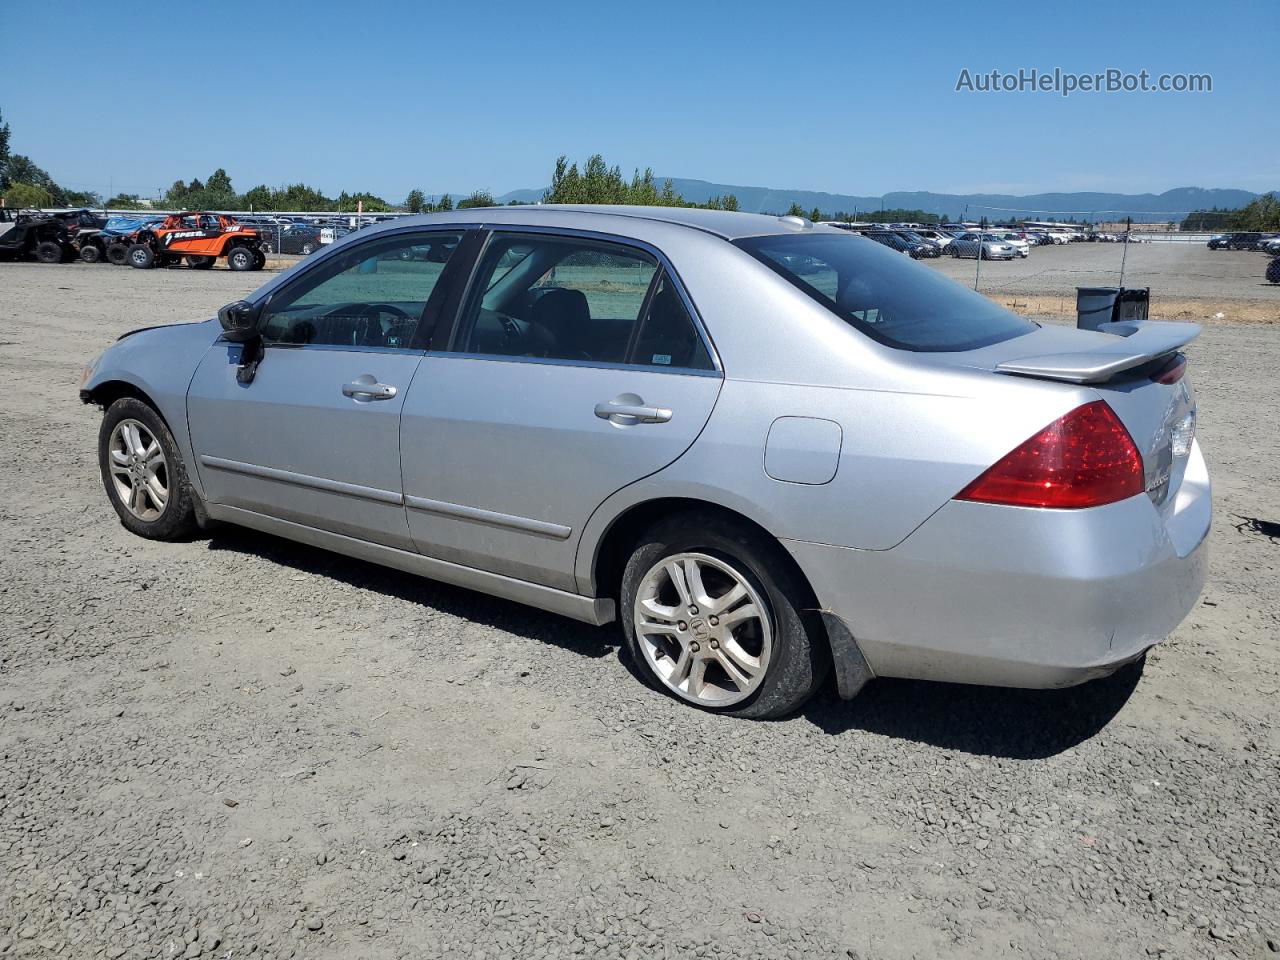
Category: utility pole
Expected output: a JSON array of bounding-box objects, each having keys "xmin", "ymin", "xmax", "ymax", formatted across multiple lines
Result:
[
  {"xmin": 975, "ymin": 216, "xmax": 987, "ymax": 290},
  {"xmin": 1118, "ymin": 216, "xmax": 1132, "ymax": 289}
]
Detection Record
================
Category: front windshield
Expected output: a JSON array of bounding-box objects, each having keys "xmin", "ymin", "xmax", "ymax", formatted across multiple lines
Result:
[{"xmin": 735, "ymin": 232, "xmax": 1035, "ymax": 352}]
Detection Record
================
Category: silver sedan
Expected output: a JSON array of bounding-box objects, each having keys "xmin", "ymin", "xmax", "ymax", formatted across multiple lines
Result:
[
  {"xmin": 949, "ymin": 232, "xmax": 1019, "ymax": 260},
  {"xmin": 81, "ymin": 207, "xmax": 1209, "ymax": 718}
]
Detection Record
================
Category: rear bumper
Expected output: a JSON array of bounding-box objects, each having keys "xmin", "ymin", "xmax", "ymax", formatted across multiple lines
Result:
[{"xmin": 786, "ymin": 441, "xmax": 1211, "ymax": 689}]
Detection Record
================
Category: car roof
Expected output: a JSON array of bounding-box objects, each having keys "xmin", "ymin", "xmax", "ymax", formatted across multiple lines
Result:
[{"xmin": 354, "ymin": 205, "xmax": 834, "ymax": 242}]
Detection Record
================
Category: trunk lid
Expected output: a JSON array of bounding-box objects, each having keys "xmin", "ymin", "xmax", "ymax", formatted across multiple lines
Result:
[{"xmin": 925, "ymin": 321, "xmax": 1200, "ymax": 511}]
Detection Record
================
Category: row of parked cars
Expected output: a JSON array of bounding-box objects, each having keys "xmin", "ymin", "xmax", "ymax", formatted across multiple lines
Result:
[
  {"xmin": 1207, "ymin": 231, "xmax": 1280, "ymax": 253},
  {"xmin": 0, "ymin": 207, "xmax": 402, "ymax": 266},
  {"xmin": 0, "ymin": 208, "xmax": 269, "ymax": 270}
]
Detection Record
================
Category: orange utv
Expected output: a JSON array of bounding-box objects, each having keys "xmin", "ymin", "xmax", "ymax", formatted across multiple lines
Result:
[{"xmin": 126, "ymin": 213, "xmax": 266, "ymax": 271}]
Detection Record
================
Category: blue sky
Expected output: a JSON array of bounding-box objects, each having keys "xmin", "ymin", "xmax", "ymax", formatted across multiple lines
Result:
[{"xmin": 5, "ymin": 1, "xmax": 1276, "ymax": 201}]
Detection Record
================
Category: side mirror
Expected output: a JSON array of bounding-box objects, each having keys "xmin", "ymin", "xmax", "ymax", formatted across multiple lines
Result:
[{"xmin": 218, "ymin": 300, "xmax": 260, "ymax": 341}]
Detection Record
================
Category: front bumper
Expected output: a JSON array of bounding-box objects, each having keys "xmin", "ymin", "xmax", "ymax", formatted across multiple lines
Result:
[{"xmin": 786, "ymin": 441, "xmax": 1211, "ymax": 690}]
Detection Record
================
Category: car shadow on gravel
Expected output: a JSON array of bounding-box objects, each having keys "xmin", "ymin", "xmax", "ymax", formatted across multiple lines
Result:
[
  {"xmin": 204, "ymin": 527, "xmax": 617, "ymax": 661},
  {"xmin": 802, "ymin": 658, "xmax": 1145, "ymax": 759}
]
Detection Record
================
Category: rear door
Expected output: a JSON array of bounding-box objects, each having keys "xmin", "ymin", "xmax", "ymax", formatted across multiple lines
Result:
[
  {"xmin": 399, "ymin": 229, "xmax": 722, "ymax": 591},
  {"xmin": 186, "ymin": 228, "xmax": 469, "ymax": 550}
]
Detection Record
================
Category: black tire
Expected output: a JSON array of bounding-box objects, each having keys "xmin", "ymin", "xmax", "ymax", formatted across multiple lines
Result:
[
  {"xmin": 79, "ymin": 244, "xmax": 102, "ymax": 264},
  {"xmin": 186, "ymin": 255, "xmax": 215, "ymax": 270},
  {"xmin": 250, "ymin": 248, "xmax": 266, "ymax": 271},
  {"xmin": 106, "ymin": 242, "xmax": 130, "ymax": 266},
  {"xmin": 300, "ymin": 242, "xmax": 316, "ymax": 255},
  {"xmin": 619, "ymin": 512, "xmax": 830, "ymax": 719},
  {"xmin": 1266, "ymin": 257, "xmax": 1280, "ymax": 285},
  {"xmin": 98, "ymin": 398, "xmax": 197, "ymax": 541},
  {"xmin": 35, "ymin": 240, "xmax": 64, "ymax": 264},
  {"xmin": 127, "ymin": 243, "xmax": 156, "ymax": 269},
  {"xmin": 227, "ymin": 246, "xmax": 255, "ymax": 271}
]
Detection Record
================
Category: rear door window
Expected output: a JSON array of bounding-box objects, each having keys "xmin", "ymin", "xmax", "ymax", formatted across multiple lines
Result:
[{"xmin": 736, "ymin": 232, "xmax": 1034, "ymax": 352}]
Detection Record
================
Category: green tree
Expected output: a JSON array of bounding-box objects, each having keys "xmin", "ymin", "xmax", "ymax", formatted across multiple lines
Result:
[
  {"xmin": 241, "ymin": 184, "xmax": 274, "ymax": 211},
  {"xmin": 457, "ymin": 190, "xmax": 495, "ymax": 209},
  {"xmin": 405, "ymin": 189, "xmax": 426, "ymax": 213},
  {"xmin": 106, "ymin": 193, "xmax": 145, "ymax": 210},
  {"xmin": 5, "ymin": 182, "xmax": 53, "ymax": 208},
  {"xmin": 0, "ymin": 109, "xmax": 11, "ymax": 190},
  {"xmin": 1229, "ymin": 192, "xmax": 1280, "ymax": 231},
  {"xmin": 785, "ymin": 202, "xmax": 806, "ymax": 218},
  {"xmin": 435, "ymin": 194, "xmax": 453, "ymax": 212}
]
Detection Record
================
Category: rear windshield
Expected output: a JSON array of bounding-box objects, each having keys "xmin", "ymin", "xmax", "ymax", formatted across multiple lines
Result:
[{"xmin": 735, "ymin": 232, "xmax": 1035, "ymax": 352}]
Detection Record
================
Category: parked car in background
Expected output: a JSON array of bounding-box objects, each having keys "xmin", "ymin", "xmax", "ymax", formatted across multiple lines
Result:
[
  {"xmin": 1261, "ymin": 236, "xmax": 1280, "ymax": 255},
  {"xmin": 1267, "ymin": 257, "xmax": 1280, "ymax": 284},
  {"xmin": 863, "ymin": 230, "xmax": 935, "ymax": 259},
  {"xmin": 893, "ymin": 231, "xmax": 942, "ymax": 258},
  {"xmin": 275, "ymin": 224, "xmax": 325, "ymax": 255},
  {"xmin": 948, "ymin": 232, "xmax": 1018, "ymax": 260},
  {"xmin": 994, "ymin": 232, "xmax": 1031, "ymax": 257},
  {"xmin": 124, "ymin": 213, "xmax": 265, "ymax": 271},
  {"xmin": 0, "ymin": 208, "xmax": 76, "ymax": 262},
  {"xmin": 1221, "ymin": 232, "xmax": 1267, "ymax": 251},
  {"xmin": 913, "ymin": 228, "xmax": 955, "ymax": 250},
  {"xmin": 1206, "ymin": 234, "xmax": 1230, "ymax": 250},
  {"xmin": 80, "ymin": 206, "xmax": 1209, "ymax": 719}
]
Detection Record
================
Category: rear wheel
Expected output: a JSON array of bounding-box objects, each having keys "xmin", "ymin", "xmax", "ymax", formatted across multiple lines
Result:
[
  {"xmin": 250, "ymin": 248, "xmax": 266, "ymax": 270},
  {"xmin": 106, "ymin": 242, "xmax": 130, "ymax": 266},
  {"xmin": 620, "ymin": 513, "xmax": 829, "ymax": 719},
  {"xmin": 300, "ymin": 242, "xmax": 316, "ymax": 255},
  {"xmin": 35, "ymin": 241, "xmax": 64, "ymax": 264},
  {"xmin": 1267, "ymin": 257, "xmax": 1280, "ymax": 284},
  {"xmin": 79, "ymin": 243, "xmax": 102, "ymax": 264},
  {"xmin": 127, "ymin": 243, "xmax": 156, "ymax": 269},
  {"xmin": 226, "ymin": 245, "xmax": 255, "ymax": 271},
  {"xmin": 98, "ymin": 398, "xmax": 197, "ymax": 540},
  {"xmin": 186, "ymin": 255, "xmax": 215, "ymax": 270}
]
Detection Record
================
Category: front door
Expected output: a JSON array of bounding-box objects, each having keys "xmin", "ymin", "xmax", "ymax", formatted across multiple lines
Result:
[
  {"xmin": 400, "ymin": 231, "xmax": 722, "ymax": 591},
  {"xmin": 186, "ymin": 229, "xmax": 466, "ymax": 550}
]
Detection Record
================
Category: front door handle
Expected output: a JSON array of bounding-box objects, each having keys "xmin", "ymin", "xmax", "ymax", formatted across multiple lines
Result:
[
  {"xmin": 594, "ymin": 396, "xmax": 672, "ymax": 424},
  {"xmin": 342, "ymin": 375, "xmax": 398, "ymax": 401}
]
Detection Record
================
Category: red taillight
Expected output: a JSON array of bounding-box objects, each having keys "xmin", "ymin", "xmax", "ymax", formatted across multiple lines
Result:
[
  {"xmin": 955, "ymin": 401, "xmax": 1144, "ymax": 509},
  {"xmin": 1152, "ymin": 354, "xmax": 1186, "ymax": 384}
]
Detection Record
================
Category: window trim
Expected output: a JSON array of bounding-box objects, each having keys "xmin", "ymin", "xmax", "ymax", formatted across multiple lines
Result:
[
  {"xmin": 252, "ymin": 225, "xmax": 481, "ymax": 354},
  {"xmin": 441, "ymin": 225, "xmax": 722, "ymax": 376}
]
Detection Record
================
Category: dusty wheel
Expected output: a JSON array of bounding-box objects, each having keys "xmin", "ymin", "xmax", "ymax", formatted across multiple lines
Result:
[
  {"xmin": 98, "ymin": 398, "xmax": 197, "ymax": 540},
  {"xmin": 127, "ymin": 243, "xmax": 156, "ymax": 269},
  {"xmin": 186, "ymin": 255, "xmax": 216, "ymax": 270},
  {"xmin": 227, "ymin": 246, "xmax": 255, "ymax": 271},
  {"xmin": 79, "ymin": 244, "xmax": 102, "ymax": 264},
  {"xmin": 620, "ymin": 513, "xmax": 829, "ymax": 718},
  {"xmin": 1267, "ymin": 257, "xmax": 1280, "ymax": 284},
  {"xmin": 106, "ymin": 243, "xmax": 130, "ymax": 265},
  {"xmin": 35, "ymin": 240, "xmax": 64, "ymax": 264}
]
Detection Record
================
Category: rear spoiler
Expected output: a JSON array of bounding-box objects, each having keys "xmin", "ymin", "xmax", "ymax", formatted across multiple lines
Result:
[{"xmin": 996, "ymin": 321, "xmax": 1200, "ymax": 384}]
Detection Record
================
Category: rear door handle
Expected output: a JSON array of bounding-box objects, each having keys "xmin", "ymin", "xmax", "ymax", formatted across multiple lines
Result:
[
  {"xmin": 342, "ymin": 375, "xmax": 398, "ymax": 401},
  {"xmin": 594, "ymin": 399, "xmax": 672, "ymax": 424}
]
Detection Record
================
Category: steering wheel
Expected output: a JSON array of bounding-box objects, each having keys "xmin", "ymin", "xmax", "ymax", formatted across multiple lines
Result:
[{"xmin": 353, "ymin": 302, "xmax": 414, "ymax": 347}]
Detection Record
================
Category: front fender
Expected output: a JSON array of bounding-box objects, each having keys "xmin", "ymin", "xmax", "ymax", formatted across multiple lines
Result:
[{"xmin": 82, "ymin": 318, "xmax": 220, "ymax": 497}]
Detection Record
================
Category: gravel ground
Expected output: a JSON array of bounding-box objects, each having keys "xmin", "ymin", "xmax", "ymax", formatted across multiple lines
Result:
[{"xmin": 1, "ymin": 262, "xmax": 1278, "ymax": 960}]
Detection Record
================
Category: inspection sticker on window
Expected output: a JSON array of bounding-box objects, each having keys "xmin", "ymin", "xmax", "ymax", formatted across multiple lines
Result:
[{"xmin": 652, "ymin": 354, "xmax": 672, "ymax": 365}]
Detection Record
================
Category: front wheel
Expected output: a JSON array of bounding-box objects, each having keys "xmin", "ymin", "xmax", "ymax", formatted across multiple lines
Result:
[
  {"xmin": 1266, "ymin": 257, "xmax": 1280, "ymax": 284},
  {"xmin": 35, "ymin": 241, "xmax": 64, "ymax": 264},
  {"xmin": 300, "ymin": 242, "xmax": 316, "ymax": 255},
  {"xmin": 106, "ymin": 243, "xmax": 130, "ymax": 265},
  {"xmin": 226, "ymin": 246, "xmax": 255, "ymax": 271},
  {"xmin": 250, "ymin": 248, "xmax": 266, "ymax": 270},
  {"xmin": 127, "ymin": 243, "xmax": 156, "ymax": 269},
  {"xmin": 98, "ymin": 398, "xmax": 197, "ymax": 540},
  {"xmin": 79, "ymin": 243, "xmax": 102, "ymax": 264},
  {"xmin": 620, "ymin": 514, "xmax": 829, "ymax": 718}
]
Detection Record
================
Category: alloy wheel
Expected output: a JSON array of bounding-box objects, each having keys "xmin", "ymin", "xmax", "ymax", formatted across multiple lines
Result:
[
  {"xmin": 633, "ymin": 552, "xmax": 772, "ymax": 707},
  {"xmin": 107, "ymin": 419, "xmax": 169, "ymax": 521}
]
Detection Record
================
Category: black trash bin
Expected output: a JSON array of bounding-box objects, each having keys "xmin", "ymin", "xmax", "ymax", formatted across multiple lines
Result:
[{"xmin": 1076, "ymin": 287, "xmax": 1150, "ymax": 331}]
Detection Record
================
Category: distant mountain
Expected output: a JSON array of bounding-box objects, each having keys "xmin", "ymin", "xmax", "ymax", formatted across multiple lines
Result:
[{"xmin": 494, "ymin": 181, "xmax": 1265, "ymax": 223}]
